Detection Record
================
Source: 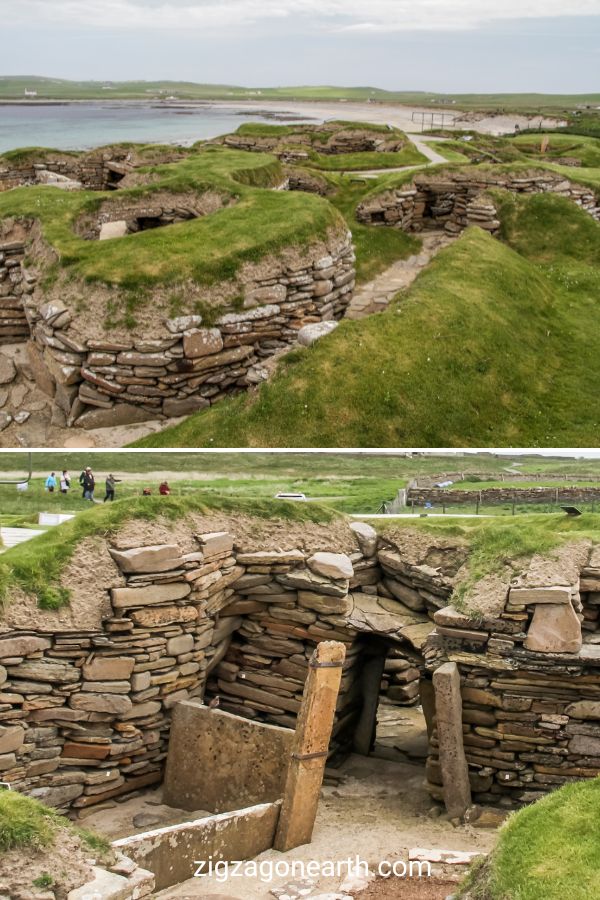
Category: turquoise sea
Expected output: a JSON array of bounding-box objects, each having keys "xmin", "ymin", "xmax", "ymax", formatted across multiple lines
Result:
[{"xmin": 0, "ymin": 101, "xmax": 315, "ymax": 153}]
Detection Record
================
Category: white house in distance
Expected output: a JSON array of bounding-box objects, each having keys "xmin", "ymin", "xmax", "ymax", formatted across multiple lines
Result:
[{"xmin": 24, "ymin": 89, "xmax": 38, "ymax": 97}]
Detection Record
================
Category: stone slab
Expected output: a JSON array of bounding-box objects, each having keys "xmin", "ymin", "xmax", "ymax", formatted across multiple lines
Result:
[
  {"xmin": 114, "ymin": 801, "xmax": 280, "ymax": 891},
  {"xmin": 163, "ymin": 702, "xmax": 292, "ymax": 813}
]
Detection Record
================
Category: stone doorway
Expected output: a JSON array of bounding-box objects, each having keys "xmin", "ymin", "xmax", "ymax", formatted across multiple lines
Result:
[{"xmin": 352, "ymin": 635, "xmax": 430, "ymax": 767}]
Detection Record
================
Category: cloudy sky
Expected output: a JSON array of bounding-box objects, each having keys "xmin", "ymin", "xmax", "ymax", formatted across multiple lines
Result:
[{"xmin": 3, "ymin": 0, "xmax": 599, "ymax": 91}]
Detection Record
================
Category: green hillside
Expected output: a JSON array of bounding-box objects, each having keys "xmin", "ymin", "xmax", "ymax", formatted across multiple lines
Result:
[{"xmin": 134, "ymin": 192, "xmax": 600, "ymax": 448}]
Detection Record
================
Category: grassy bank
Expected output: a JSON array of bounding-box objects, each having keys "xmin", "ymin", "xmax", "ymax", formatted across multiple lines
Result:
[
  {"xmin": 0, "ymin": 147, "xmax": 342, "ymax": 292},
  {"xmin": 458, "ymin": 779, "xmax": 600, "ymax": 900},
  {"xmin": 133, "ymin": 191, "xmax": 600, "ymax": 447},
  {"xmin": 0, "ymin": 494, "xmax": 339, "ymax": 610}
]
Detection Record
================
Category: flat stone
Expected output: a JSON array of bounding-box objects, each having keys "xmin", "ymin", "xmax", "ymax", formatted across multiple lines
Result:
[
  {"xmin": 67, "ymin": 866, "xmax": 131, "ymax": 900},
  {"xmin": 162, "ymin": 396, "xmax": 210, "ymax": 417},
  {"xmin": 30, "ymin": 783, "xmax": 84, "ymax": 808},
  {"xmin": 165, "ymin": 314, "xmax": 203, "ymax": 334},
  {"xmin": 197, "ymin": 532, "xmax": 234, "ymax": 557},
  {"xmin": 109, "ymin": 544, "xmax": 183, "ymax": 574},
  {"xmin": 0, "ymin": 635, "xmax": 51, "ymax": 659},
  {"xmin": 307, "ymin": 552, "xmax": 354, "ymax": 580},
  {"xmin": 0, "ymin": 725, "xmax": 25, "ymax": 754},
  {"xmin": 183, "ymin": 328, "xmax": 224, "ymax": 359},
  {"xmin": 510, "ymin": 587, "xmax": 571, "ymax": 605},
  {"xmin": 297, "ymin": 321, "xmax": 338, "ymax": 347},
  {"xmin": 99, "ymin": 220, "xmax": 128, "ymax": 240},
  {"xmin": 166, "ymin": 634, "xmax": 194, "ymax": 656},
  {"xmin": 298, "ymin": 591, "xmax": 352, "ymax": 615},
  {"xmin": 82, "ymin": 657, "xmax": 135, "ymax": 681},
  {"xmin": 70, "ymin": 693, "xmax": 133, "ymax": 715},
  {"xmin": 111, "ymin": 582, "xmax": 191, "ymax": 609},
  {"xmin": 523, "ymin": 602, "xmax": 582, "ymax": 653},
  {"xmin": 565, "ymin": 700, "xmax": 600, "ymax": 720}
]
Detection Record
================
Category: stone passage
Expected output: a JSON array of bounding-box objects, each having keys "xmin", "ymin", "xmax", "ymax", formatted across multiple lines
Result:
[{"xmin": 357, "ymin": 169, "xmax": 600, "ymax": 235}]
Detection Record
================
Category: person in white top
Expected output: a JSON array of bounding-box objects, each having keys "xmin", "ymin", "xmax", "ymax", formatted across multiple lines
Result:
[{"xmin": 60, "ymin": 470, "xmax": 71, "ymax": 494}]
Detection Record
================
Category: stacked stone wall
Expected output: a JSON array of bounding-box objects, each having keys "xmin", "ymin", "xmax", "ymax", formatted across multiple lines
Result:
[
  {"xmin": 356, "ymin": 170, "xmax": 600, "ymax": 235},
  {"xmin": 5, "ymin": 223, "xmax": 355, "ymax": 427},
  {"xmin": 0, "ymin": 235, "xmax": 30, "ymax": 344},
  {"xmin": 407, "ymin": 486, "xmax": 600, "ymax": 506}
]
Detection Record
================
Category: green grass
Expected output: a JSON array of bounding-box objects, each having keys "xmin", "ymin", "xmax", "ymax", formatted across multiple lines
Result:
[
  {"xmin": 0, "ymin": 146, "xmax": 342, "ymax": 296},
  {"xmin": 0, "ymin": 494, "xmax": 339, "ymax": 611},
  {"xmin": 458, "ymin": 779, "xmax": 600, "ymax": 900},
  {"xmin": 132, "ymin": 192, "xmax": 600, "ymax": 448},
  {"xmin": 513, "ymin": 133, "xmax": 600, "ymax": 167},
  {"xmin": 304, "ymin": 146, "xmax": 427, "ymax": 171},
  {"xmin": 2, "ymin": 78, "xmax": 598, "ymax": 112},
  {"xmin": 324, "ymin": 174, "xmax": 421, "ymax": 283},
  {"xmin": 0, "ymin": 792, "xmax": 62, "ymax": 852}
]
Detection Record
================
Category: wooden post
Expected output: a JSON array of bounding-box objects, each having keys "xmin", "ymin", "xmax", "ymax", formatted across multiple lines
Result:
[{"xmin": 274, "ymin": 641, "xmax": 346, "ymax": 852}]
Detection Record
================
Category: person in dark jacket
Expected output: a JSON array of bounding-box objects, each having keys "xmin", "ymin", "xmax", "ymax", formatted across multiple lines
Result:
[
  {"xmin": 104, "ymin": 474, "xmax": 121, "ymax": 502},
  {"xmin": 81, "ymin": 468, "xmax": 95, "ymax": 501}
]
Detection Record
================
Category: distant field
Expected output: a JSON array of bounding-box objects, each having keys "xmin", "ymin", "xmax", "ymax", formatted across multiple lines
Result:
[{"xmin": 1, "ymin": 77, "xmax": 599, "ymax": 114}]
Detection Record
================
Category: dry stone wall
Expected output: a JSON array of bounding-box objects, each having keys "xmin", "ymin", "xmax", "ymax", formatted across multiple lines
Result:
[
  {"xmin": 357, "ymin": 169, "xmax": 600, "ymax": 235},
  {"xmin": 407, "ymin": 486, "xmax": 600, "ymax": 506},
  {"xmin": 4, "ymin": 221, "xmax": 354, "ymax": 427},
  {"xmin": 4, "ymin": 521, "xmax": 600, "ymax": 818},
  {"xmin": 425, "ymin": 545, "xmax": 600, "ymax": 808}
]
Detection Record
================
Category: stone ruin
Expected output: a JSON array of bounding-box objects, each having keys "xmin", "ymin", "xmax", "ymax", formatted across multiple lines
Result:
[
  {"xmin": 356, "ymin": 169, "xmax": 600, "ymax": 235},
  {"xmin": 218, "ymin": 122, "xmax": 408, "ymax": 163},
  {"xmin": 1, "ymin": 514, "xmax": 600, "ymax": 823},
  {"xmin": 0, "ymin": 220, "xmax": 354, "ymax": 429}
]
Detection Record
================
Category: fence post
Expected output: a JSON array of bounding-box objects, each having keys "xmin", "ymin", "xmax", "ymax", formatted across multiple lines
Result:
[{"xmin": 274, "ymin": 641, "xmax": 346, "ymax": 852}]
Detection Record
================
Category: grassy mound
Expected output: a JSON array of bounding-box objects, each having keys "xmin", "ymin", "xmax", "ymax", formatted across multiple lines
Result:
[
  {"xmin": 458, "ymin": 779, "xmax": 600, "ymax": 899},
  {"xmin": 0, "ymin": 146, "xmax": 343, "ymax": 292},
  {"xmin": 133, "ymin": 192, "xmax": 600, "ymax": 447},
  {"xmin": 0, "ymin": 494, "xmax": 340, "ymax": 611}
]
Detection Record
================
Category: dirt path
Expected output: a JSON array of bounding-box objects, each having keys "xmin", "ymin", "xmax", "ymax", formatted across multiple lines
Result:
[
  {"xmin": 346, "ymin": 231, "xmax": 456, "ymax": 319},
  {"xmin": 156, "ymin": 750, "xmax": 496, "ymax": 900}
]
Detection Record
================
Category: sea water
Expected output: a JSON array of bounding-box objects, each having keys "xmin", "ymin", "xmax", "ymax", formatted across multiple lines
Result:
[{"xmin": 0, "ymin": 101, "xmax": 315, "ymax": 153}]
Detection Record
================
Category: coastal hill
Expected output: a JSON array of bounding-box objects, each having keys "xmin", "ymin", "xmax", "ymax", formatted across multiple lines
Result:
[{"xmin": 2, "ymin": 75, "xmax": 600, "ymax": 113}]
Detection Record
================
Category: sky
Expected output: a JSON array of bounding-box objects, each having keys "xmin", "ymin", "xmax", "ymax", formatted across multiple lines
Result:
[{"xmin": 2, "ymin": 0, "xmax": 599, "ymax": 91}]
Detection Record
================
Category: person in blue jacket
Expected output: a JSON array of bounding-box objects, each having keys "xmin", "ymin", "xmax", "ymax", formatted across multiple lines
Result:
[{"xmin": 45, "ymin": 472, "xmax": 57, "ymax": 493}]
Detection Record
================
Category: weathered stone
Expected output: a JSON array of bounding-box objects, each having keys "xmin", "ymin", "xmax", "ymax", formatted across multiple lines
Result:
[
  {"xmin": 298, "ymin": 591, "xmax": 352, "ymax": 615},
  {"xmin": 307, "ymin": 552, "xmax": 353, "ymax": 581},
  {"xmin": 111, "ymin": 582, "xmax": 191, "ymax": 609},
  {"xmin": 130, "ymin": 606, "xmax": 198, "ymax": 627},
  {"xmin": 433, "ymin": 662, "xmax": 471, "ymax": 820},
  {"xmin": 182, "ymin": 328, "xmax": 224, "ymax": 359},
  {"xmin": 70, "ymin": 693, "xmax": 133, "ymax": 715},
  {"xmin": 349, "ymin": 521, "xmax": 378, "ymax": 557},
  {"xmin": 29, "ymin": 783, "xmax": 84, "ymax": 808},
  {"xmin": 197, "ymin": 532, "xmax": 234, "ymax": 557},
  {"xmin": 236, "ymin": 550, "xmax": 305, "ymax": 565},
  {"xmin": 162, "ymin": 396, "xmax": 210, "ymax": 417},
  {"xmin": 166, "ymin": 634, "xmax": 194, "ymax": 656},
  {"xmin": 165, "ymin": 314, "xmax": 203, "ymax": 334},
  {"xmin": 0, "ymin": 725, "xmax": 25, "ymax": 754},
  {"xmin": 82, "ymin": 657, "xmax": 135, "ymax": 681},
  {"xmin": 109, "ymin": 544, "xmax": 182, "ymax": 574},
  {"xmin": 67, "ymin": 866, "xmax": 131, "ymax": 900},
  {"xmin": 565, "ymin": 701, "xmax": 600, "ymax": 720},
  {"xmin": 99, "ymin": 220, "xmax": 128, "ymax": 240},
  {"xmin": 0, "ymin": 635, "xmax": 51, "ymax": 659},
  {"xmin": 297, "ymin": 321, "xmax": 338, "ymax": 347},
  {"xmin": 523, "ymin": 602, "xmax": 582, "ymax": 653},
  {"xmin": 75, "ymin": 403, "xmax": 156, "ymax": 429},
  {"xmin": 510, "ymin": 587, "xmax": 571, "ymax": 605},
  {"xmin": 0, "ymin": 353, "xmax": 16, "ymax": 384}
]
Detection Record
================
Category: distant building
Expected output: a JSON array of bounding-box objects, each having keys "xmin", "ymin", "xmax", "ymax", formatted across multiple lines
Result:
[{"xmin": 24, "ymin": 89, "xmax": 37, "ymax": 97}]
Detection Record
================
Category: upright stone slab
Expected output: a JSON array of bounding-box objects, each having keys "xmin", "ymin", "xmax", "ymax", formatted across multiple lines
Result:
[
  {"xmin": 433, "ymin": 661, "xmax": 471, "ymax": 820},
  {"xmin": 523, "ymin": 601, "xmax": 582, "ymax": 653},
  {"xmin": 163, "ymin": 703, "xmax": 293, "ymax": 813}
]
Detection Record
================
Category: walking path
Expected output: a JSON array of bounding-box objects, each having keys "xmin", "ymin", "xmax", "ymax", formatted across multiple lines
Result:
[
  {"xmin": 345, "ymin": 231, "xmax": 455, "ymax": 319},
  {"xmin": 0, "ymin": 526, "xmax": 45, "ymax": 550}
]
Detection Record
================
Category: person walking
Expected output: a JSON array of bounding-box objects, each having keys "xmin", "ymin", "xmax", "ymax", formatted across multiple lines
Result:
[
  {"xmin": 104, "ymin": 473, "xmax": 121, "ymax": 502},
  {"xmin": 81, "ymin": 467, "xmax": 95, "ymax": 502},
  {"xmin": 45, "ymin": 472, "xmax": 57, "ymax": 493},
  {"xmin": 60, "ymin": 470, "xmax": 71, "ymax": 494},
  {"xmin": 78, "ymin": 468, "xmax": 87, "ymax": 498}
]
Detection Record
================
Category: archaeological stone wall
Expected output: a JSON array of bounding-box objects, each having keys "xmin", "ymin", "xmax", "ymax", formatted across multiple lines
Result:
[
  {"xmin": 407, "ymin": 487, "xmax": 600, "ymax": 506},
  {"xmin": 356, "ymin": 170, "xmax": 600, "ymax": 235},
  {"xmin": 3, "ymin": 520, "xmax": 600, "ymax": 818},
  {"xmin": 425, "ymin": 544, "xmax": 600, "ymax": 808},
  {"xmin": 1, "ymin": 222, "xmax": 355, "ymax": 427}
]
